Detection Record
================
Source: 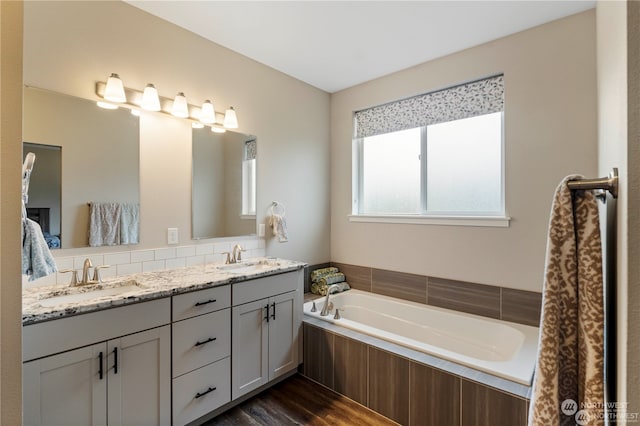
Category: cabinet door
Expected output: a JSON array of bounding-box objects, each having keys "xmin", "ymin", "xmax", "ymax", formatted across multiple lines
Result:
[
  {"xmin": 23, "ymin": 343, "xmax": 107, "ymax": 426},
  {"xmin": 231, "ymin": 298, "xmax": 269, "ymax": 399},
  {"xmin": 268, "ymin": 291, "xmax": 299, "ymax": 380},
  {"xmin": 107, "ymin": 325, "xmax": 171, "ymax": 426}
]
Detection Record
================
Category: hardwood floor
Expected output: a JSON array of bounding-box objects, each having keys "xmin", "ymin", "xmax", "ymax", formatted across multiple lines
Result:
[{"xmin": 204, "ymin": 374, "xmax": 398, "ymax": 425}]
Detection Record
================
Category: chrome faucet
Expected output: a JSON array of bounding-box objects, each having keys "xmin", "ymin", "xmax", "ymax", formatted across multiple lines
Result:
[
  {"xmin": 231, "ymin": 244, "xmax": 245, "ymax": 264},
  {"xmin": 81, "ymin": 258, "xmax": 94, "ymax": 285},
  {"xmin": 320, "ymin": 284, "xmax": 342, "ymax": 316}
]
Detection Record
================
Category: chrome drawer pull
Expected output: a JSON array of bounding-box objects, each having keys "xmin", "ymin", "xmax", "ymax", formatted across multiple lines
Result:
[
  {"xmin": 194, "ymin": 337, "xmax": 217, "ymax": 347},
  {"xmin": 195, "ymin": 386, "xmax": 217, "ymax": 399},
  {"xmin": 194, "ymin": 299, "xmax": 217, "ymax": 307}
]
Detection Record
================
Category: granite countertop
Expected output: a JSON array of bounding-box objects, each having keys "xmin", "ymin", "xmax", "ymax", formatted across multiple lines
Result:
[{"xmin": 22, "ymin": 257, "xmax": 306, "ymax": 326}]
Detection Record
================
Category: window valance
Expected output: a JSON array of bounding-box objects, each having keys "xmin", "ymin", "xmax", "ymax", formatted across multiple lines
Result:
[{"xmin": 354, "ymin": 74, "xmax": 504, "ymax": 139}]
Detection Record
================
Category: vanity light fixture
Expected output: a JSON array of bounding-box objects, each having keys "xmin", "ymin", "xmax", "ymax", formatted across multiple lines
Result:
[
  {"xmin": 172, "ymin": 92, "xmax": 189, "ymax": 118},
  {"xmin": 104, "ymin": 73, "xmax": 126, "ymax": 103},
  {"xmin": 192, "ymin": 122, "xmax": 204, "ymax": 129},
  {"xmin": 131, "ymin": 109, "xmax": 141, "ymax": 117},
  {"xmin": 200, "ymin": 100, "xmax": 216, "ymax": 124},
  {"xmin": 95, "ymin": 75, "xmax": 240, "ymax": 130},
  {"xmin": 96, "ymin": 101, "xmax": 119, "ymax": 110},
  {"xmin": 141, "ymin": 84, "xmax": 161, "ymax": 111},
  {"xmin": 223, "ymin": 107, "xmax": 239, "ymax": 129}
]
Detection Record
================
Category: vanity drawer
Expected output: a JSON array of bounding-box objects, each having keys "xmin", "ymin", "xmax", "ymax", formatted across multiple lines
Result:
[
  {"xmin": 173, "ymin": 357, "xmax": 231, "ymax": 426},
  {"xmin": 233, "ymin": 271, "xmax": 299, "ymax": 306},
  {"xmin": 172, "ymin": 285, "xmax": 230, "ymax": 321},
  {"xmin": 172, "ymin": 308, "xmax": 230, "ymax": 378}
]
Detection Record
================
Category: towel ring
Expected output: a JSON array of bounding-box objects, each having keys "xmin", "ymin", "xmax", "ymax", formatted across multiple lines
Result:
[{"xmin": 271, "ymin": 201, "xmax": 285, "ymax": 216}]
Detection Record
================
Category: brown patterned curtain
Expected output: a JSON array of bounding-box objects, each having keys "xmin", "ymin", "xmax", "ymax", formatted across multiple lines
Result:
[{"xmin": 528, "ymin": 175, "xmax": 605, "ymax": 426}]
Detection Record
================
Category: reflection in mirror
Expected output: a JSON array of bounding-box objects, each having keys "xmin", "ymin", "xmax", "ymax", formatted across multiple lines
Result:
[
  {"xmin": 23, "ymin": 143, "xmax": 62, "ymax": 249},
  {"xmin": 192, "ymin": 128, "xmax": 257, "ymax": 239},
  {"xmin": 23, "ymin": 87, "xmax": 140, "ymax": 248}
]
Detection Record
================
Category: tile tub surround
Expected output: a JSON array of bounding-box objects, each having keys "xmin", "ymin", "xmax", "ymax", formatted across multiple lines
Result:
[
  {"xmin": 302, "ymin": 321, "xmax": 529, "ymax": 426},
  {"xmin": 22, "ymin": 257, "xmax": 305, "ymax": 325},
  {"xmin": 331, "ymin": 262, "xmax": 542, "ymax": 327},
  {"xmin": 303, "ymin": 290, "xmax": 538, "ymax": 386}
]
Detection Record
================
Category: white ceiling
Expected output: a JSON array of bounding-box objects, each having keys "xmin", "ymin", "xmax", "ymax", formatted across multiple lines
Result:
[{"xmin": 126, "ymin": 1, "xmax": 595, "ymax": 93}]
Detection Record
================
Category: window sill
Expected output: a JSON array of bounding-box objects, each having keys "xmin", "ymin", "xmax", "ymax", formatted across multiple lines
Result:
[{"xmin": 348, "ymin": 214, "xmax": 511, "ymax": 228}]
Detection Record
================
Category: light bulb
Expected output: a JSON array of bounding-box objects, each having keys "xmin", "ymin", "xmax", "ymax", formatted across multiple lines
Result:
[
  {"xmin": 104, "ymin": 73, "xmax": 126, "ymax": 103},
  {"xmin": 141, "ymin": 84, "xmax": 161, "ymax": 111},
  {"xmin": 172, "ymin": 92, "xmax": 189, "ymax": 118},
  {"xmin": 131, "ymin": 109, "xmax": 141, "ymax": 116},
  {"xmin": 96, "ymin": 101, "xmax": 118, "ymax": 110},
  {"xmin": 223, "ymin": 106, "xmax": 238, "ymax": 129},
  {"xmin": 192, "ymin": 122, "xmax": 204, "ymax": 129},
  {"xmin": 200, "ymin": 100, "xmax": 216, "ymax": 124},
  {"xmin": 211, "ymin": 126, "xmax": 226, "ymax": 134}
]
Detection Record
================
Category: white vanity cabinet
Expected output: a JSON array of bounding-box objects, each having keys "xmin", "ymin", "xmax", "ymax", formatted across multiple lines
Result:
[
  {"xmin": 231, "ymin": 270, "xmax": 302, "ymax": 399},
  {"xmin": 23, "ymin": 298, "xmax": 171, "ymax": 426},
  {"xmin": 171, "ymin": 285, "xmax": 232, "ymax": 426}
]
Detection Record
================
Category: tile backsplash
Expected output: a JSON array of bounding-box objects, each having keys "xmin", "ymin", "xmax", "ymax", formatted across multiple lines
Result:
[{"xmin": 24, "ymin": 237, "xmax": 266, "ymax": 289}]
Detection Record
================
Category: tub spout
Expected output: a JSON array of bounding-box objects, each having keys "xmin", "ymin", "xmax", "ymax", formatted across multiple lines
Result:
[{"xmin": 320, "ymin": 284, "xmax": 342, "ymax": 316}]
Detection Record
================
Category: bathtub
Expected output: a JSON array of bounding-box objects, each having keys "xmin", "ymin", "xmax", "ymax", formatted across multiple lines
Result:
[{"xmin": 303, "ymin": 289, "xmax": 539, "ymax": 385}]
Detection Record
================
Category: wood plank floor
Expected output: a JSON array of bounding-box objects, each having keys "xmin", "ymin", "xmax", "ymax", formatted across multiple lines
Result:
[{"xmin": 204, "ymin": 374, "xmax": 398, "ymax": 425}]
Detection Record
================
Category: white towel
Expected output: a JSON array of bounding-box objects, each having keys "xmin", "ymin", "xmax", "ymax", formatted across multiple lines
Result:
[
  {"xmin": 89, "ymin": 202, "xmax": 121, "ymax": 247},
  {"xmin": 22, "ymin": 218, "xmax": 57, "ymax": 281},
  {"xmin": 268, "ymin": 214, "xmax": 288, "ymax": 243},
  {"xmin": 119, "ymin": 203, "xmax": 140, "ymax": 245}
]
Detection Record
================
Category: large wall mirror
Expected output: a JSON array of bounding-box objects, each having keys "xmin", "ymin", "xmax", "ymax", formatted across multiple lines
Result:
[
  {"xmin": 192, "ymin": 128, "xmax": 257, "ymax": 239},
  {"xmin": 23, "ymin": 87, "xmax": 140, "ymax": 249}
]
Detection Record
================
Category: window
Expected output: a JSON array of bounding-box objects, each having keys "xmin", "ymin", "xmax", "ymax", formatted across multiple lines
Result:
[
  {"xmin": 241, "ymin": 139, "xmax": 257, "ymax": 218},
  {"xmin": 352, "ymin": 75, "xmax": 506, "ymax": 225}
]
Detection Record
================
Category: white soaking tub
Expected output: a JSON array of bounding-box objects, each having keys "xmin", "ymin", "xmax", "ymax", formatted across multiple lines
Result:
[{"xmin": 303, "ymin": 289, "xmax": 539, "ymax": 385}]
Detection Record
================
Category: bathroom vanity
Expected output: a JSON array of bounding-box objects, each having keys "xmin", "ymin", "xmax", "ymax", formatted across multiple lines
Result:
[{"xmin": 22, "ymin": 259, "xmax": 305, "ymax": 426}]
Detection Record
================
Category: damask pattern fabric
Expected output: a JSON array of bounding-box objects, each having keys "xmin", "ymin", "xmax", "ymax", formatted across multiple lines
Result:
[
  {"xmin": 354, "ymin": 75, "xmax": 504, "ymax": 139},
  {"xmin": 528, "ymin": 176, "xmax": 605, "ymax": 426},
  {"xmin": 245, "ymin": 139, "xmax": 257, "ymax": 160}
]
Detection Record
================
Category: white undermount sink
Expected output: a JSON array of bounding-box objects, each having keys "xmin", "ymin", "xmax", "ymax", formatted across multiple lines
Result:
[
  {"xmin": 217, "ymin": 261, "xmax": 280, "ymax": 275},
  {"xmin": 37, "ymin": 280, "xmax": 143, "ymax": 308}
]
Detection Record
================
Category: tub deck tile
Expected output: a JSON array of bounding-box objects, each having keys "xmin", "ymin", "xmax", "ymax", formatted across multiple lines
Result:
[
  {"xmin": 428, "ymin": 277, "xmax": 501, "ymax": 319},
  {"xmin": 368, "ymin": 347, "xmax": 410, "ymax": 425},
  {"xmin": 334, "ymin": 335, "xmax": 368, "ymax": 406},
  {"xmin": 331, "ymin": 262, "xmax": 372, "ymax": 292},
  {"xmin": 372, "ymin": 268, "xmax": 427, "ymax": 304},
  {"xmin": 501, "ymin": 288, "xmax": 542, "ymax": 327},
  {"xmin": 302, "ymin": 317, "xmax": 532, "ymax": 399},
  {"xmin": 410, "ymin": 362, "xmax": 460, "ymax": 426}
]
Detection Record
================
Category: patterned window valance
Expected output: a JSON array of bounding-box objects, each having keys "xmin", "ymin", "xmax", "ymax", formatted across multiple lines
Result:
[
  {"xmin": 354, "ymin": 75, "xmax": 504, "ymax": 139},
  {"xmin": 244, "ymin": 139, "xmax": 257, "ymax": 160}
]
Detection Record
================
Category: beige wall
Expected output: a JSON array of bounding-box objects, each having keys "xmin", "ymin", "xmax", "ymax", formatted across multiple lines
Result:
[
  {"xmin": 331, "ymin": 11, "xmax": 597, "ymax": 292},
  {"xmin": 23, "ymin": 1, "xmax": 331, "ymax": 263},
  {"xmin": 0, "ymin": 1, "xmax": 23, "ymax": 423},
  {"xmin": 597, "ymin": 0, "xmax": 640, "ymax": 415}
]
